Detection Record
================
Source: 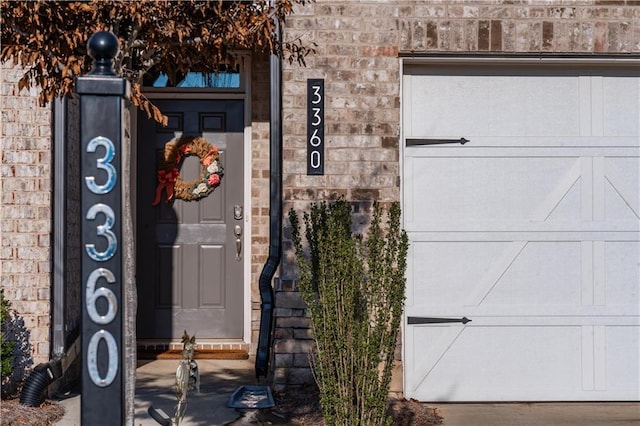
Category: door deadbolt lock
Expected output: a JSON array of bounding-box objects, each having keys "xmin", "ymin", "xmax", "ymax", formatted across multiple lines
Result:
[{"xmin": 234, "ymin": 205, "xmax": 243, "ymax": 220}]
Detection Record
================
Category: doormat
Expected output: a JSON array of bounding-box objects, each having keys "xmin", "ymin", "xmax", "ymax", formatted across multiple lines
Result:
[
  {"xmin": 228, "ymin": 385, "xmax": 275, "ymax": 409},
  {"xmin": 137, "ymin": 348, "xmax": 249, "ymax": 360}
]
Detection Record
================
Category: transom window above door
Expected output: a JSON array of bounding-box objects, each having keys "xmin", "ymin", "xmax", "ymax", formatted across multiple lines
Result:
[{"xmin": 143, "ymin": 64, "xmax": 242, "ymax": 89}]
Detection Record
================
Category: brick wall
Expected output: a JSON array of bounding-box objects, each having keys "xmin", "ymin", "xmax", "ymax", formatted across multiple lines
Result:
[
  {"xmin": 250, "ymin": 53, "xmax": 272, "ymax": 347},
  {"xmin": 273, "ymin": 0, "xmax": 640, "ymax": 390},
  {"xmin": 1, "ymin": 62, "xmax": 53, "ymax": 364},
  {"xmin": 395, "ymin": 0, "xmax": 639, "ymax": 53}
]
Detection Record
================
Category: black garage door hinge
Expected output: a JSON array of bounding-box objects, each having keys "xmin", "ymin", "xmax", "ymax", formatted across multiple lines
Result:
[
  {"xmin": 406, "ymin": 137, "xmax": 469, "ymax": 146},
  {"xmin": 407, "ymin": 316, "xmax": 472, "ymax": 325}
]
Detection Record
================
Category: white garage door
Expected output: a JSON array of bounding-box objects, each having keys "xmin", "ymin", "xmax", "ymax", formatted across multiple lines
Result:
[{"xmin": 402, "ymin": 63, "xmax": 639, "ymax": 402}]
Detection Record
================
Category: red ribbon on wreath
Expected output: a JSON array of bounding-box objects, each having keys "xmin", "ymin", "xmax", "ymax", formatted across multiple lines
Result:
[
  {"xmin": 152, "ymin": 136, "xmax": 223, "ymax": 205},
  {"xmin": 152, "ymin": 167, "xmax": 179, "ymax": 206}
]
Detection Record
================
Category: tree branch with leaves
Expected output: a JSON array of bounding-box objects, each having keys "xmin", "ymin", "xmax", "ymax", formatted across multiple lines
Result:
[{"xmin": 1, "ymin": 0, "xmax": 314, "ymax": 124}]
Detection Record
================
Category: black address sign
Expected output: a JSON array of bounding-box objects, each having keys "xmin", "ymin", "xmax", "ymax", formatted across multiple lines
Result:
[{"xmin": 307, "ymin": 79, "xmax": 324, "ymax": 175}]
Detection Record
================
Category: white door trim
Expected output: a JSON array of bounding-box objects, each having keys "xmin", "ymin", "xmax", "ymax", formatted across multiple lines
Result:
[{"xmin": 134, "ymin": 54, "xmax": 253, "ymax": 344}]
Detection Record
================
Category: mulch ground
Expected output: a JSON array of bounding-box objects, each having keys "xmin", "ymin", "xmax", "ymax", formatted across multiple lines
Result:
[
  {"xmin": 229, "ymin": 384, "xmax": 443, "ymax": 425},
  {"xmin": 0, "ymin": 398, "xmax": 65, "ymax": 426}
]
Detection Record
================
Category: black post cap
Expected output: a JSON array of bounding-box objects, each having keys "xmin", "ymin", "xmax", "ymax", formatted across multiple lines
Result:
[{"xmin": 87, "ymin": 31, "xmax": 119, "ymax": 76}]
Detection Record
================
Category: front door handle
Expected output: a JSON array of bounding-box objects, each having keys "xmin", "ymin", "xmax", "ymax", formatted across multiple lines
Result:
[{"xmin": 234, "ymin": 225, "xmax": 242, "ymax": 261}]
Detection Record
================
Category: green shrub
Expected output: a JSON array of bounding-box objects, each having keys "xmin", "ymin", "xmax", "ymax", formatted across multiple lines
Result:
[
  {"xmin": 1, "ymin": 290, "xmax": 33, "ymax": 399},
  {"xmin": 289, "ymin": 200, "xmax": 409, "ymax": 426},
  {"xmin": 1, "ymin": 290, "xmax": 16, "ymax": 388}
]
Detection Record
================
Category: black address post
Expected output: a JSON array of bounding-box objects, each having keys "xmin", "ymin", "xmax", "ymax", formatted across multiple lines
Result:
[{"xmin": 76, "ymin": 31, "xmax": 129, "ymax": 425}]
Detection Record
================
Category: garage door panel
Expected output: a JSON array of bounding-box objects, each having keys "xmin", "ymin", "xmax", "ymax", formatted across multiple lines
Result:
[
  {"xmin": 404, "ymin": 75, "xmax": 581, "ymax": 138},
  {"xmin": 407, "ymin": 241, "xmax": 513, "ymax": 306},
  {"xmin": 409, "ymin": 324, "xmax": 640, "ymax": 401},
  {"xmin": 406, "ymin": 156, "xmax": 580, "ymax": 226},
  {"xmin": 605, "ymin": 157, "xmax": 640, "ymax": 219},
  {"xmin": 407, "ymin": 325, "xmax": 584, "ymax": 401},
  {"xmin": 407, "ymin": 154, "xmax": 640, "ymax": 229},
  {"xmin": 403, "ymin": 68, "xmax": 639, "ymax": 402},
  {"xmin": 602, "ymin": 77, "xmax": 640, "ymax": 137},
  {"xmin": 606, "ymin": 242, "xmax": 640, "ymax": 306},
  {"xmin": 407, "ymin": 325, "xmax": 464, "ymax": 394},
  {"xmin": 481, "ymin": 241, "xmax": 582, "ymax": 306},
  {"xmin": 408, "ymin": 241, "xmax": 582, "ymax": 307},
  {"xmin": 405, "ymin": 74, "xmax": 638, "ymax": 139},
  {"xmin": 606, "ymin": 326, "xmax": 640, "ymax": 392}
]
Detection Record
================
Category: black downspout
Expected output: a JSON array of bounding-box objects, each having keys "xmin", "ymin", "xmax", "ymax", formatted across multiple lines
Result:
[
  {"xmin": 52, "ymin": 97, "xmax": 66, "ymax": 358},
  {"xmin": 255, "ymin": 16, "xmax": 283, "ymax": 379}
]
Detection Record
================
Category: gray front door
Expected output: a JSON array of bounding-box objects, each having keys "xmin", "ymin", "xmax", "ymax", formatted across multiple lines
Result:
[{"xmin": 136, "ymin": 99, "xmax": 244, "ymax": 339}]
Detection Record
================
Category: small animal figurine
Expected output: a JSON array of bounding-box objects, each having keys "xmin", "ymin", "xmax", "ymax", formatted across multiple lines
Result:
[
  {"xmin": 180, "ymin": 330, "xmax": 200, "ymax": 394},
  {"xmin": 174, "ymin": 331, "xmax": 200, "ymax": 425}
]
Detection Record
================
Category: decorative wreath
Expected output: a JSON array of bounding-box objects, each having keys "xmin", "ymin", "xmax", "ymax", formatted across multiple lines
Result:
[{"xmin": 152, "ymin": 136, "xmax": 224, "ymax": 205}]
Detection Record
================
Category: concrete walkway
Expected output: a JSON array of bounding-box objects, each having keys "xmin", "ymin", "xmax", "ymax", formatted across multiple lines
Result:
[
  {"xmin": 54, "ymin": 360, "xmax": 640, "ymax": 425},
  {"xmin": 54, "ymin": 359, "xmax": 264, "ymax": 426},
  {"xmin": 430, "ymin": 402, "xmax": 640, "ymax": 426}
]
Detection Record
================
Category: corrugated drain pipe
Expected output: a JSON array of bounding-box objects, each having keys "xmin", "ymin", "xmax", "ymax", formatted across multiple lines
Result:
[
  {"xmin": 255, "ymin": 10, "xmax": 283, "ymax": 379},
  {"xmin": 19, "ymin": 361, "xmax": 63, "ymax": 407}
]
